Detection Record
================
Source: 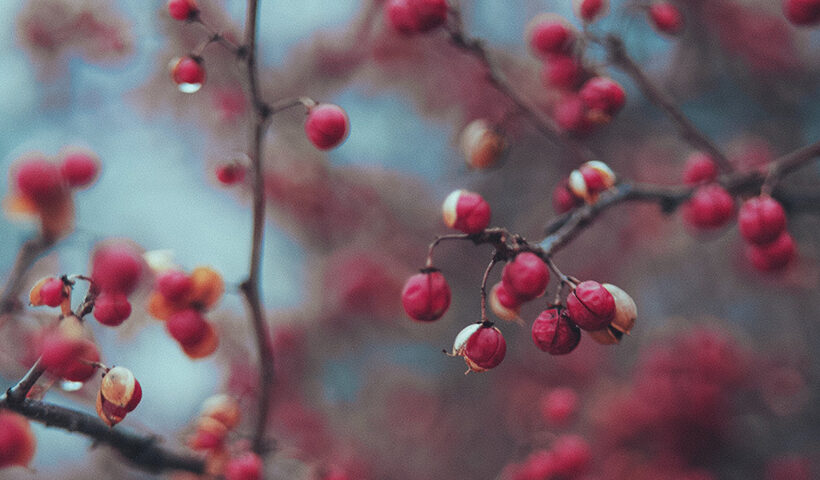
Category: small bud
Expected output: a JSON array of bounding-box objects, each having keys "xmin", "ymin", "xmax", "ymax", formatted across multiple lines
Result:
[
  {"xmin": 401, "ymin": 270, "xmax": 451, "ymax": 322},
  {"xmin": 489, "ymin": 282, "xmax": 522, "ymax": 322},
  {"xmin": 93, "ymin": 292, "xmax": 132, "ymax": 327},
  {"xmin": 738, "ymin": 196, "xmax": 787, "ymax": 246},
  {"xmin": 649, "ymin": 2, "xmax": 684, "ymax": 34},
  {"xmin": 566, "ymin": 280, "xmax": 615, "ymax": 331},
  {"xmin": 304, "ymin": 104, "xmax": 349, "ymax": 150},
  {"xmin": 0, "ymin": 412, "xmax": 36, "ymax": 468},
  {"xmin": 100, "ymin": 366, "xmax": 142, "ymax": 411},
  {"xmin": 682, "ymin": 152, "xmax": 718, "ymax": 185},
  {"xmin": 501, "ymin": 252, "xmax": 550, "ymax": 302},
  {"xmin": 568, "ymin": 161, "xmax": 616, "ymax": 203},
  {"xmin": 171, "ymin": 56, "xmax": 205, "ymax": 93},
  {"xmin": 531, "ymin": 307, "xmax": 581, "ymax": 355},
  {"xmin": 746, "ymin": 231, "xmax": 796, "ymax": 272},
  {"xmin": 682, "ymin": 184, "xmax": 735, "ymax": 230},
  {"xmin": 526, "ymin": 14, "xmax": 576, "ymax": 57},
  {"xmin": 460, "ymin": 119, "xmax": 505, "ymax": 169},
  {"xmin": 442, "ymin": 189, "xmax": 491, "ymax": 234}
]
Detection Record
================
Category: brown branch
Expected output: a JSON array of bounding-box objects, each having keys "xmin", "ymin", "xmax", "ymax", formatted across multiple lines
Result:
[
  {"xmin": 238, "ymin": 0, "xmax": 276, "ymax": 456},
  {"xmin": 604, "ymin": 35, "xmax": 733, "ymax": 173},
  {"xmin": 0, "ymin": 235, "xmax": 54, "ymax": 317},
  {"xmin": 0, "ymin": 397, "xmax": 205, "ymax": 474}
]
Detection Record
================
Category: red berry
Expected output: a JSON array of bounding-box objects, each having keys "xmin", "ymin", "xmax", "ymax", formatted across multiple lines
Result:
[
  {"xmin": 526, "ymin": 14, "xmax": 575, "ymax": 57},
  {"xmin": 552, "ymin": 179, "xmax": 582, "ymax": 213},
  {"xmin": 579, "ymin": 76, "xmax": 626, "ymax": 117},
  {"xmin": 649, "ymin": 2, "xmax": 684, "ymax": 34},
  {"xmin": 14, "ymin": 155, "xmax": 65, "ymax": 205},
  {"xmin": 489, "ymin": 282, "xmax": 522, "ymax": 322},
  {"xmin": 167, "ymin": 309, "xmax": 210, "ymax": 347},
  {"xmin": 93, "ymin": 292, "xmax": 132, "ymax": 326},
  {"xmin": 0, "ymin": 412, "xmax": 36, "ymax": 468},
  {"xmin": 550, "ymin": 434, "xmax": 591, "ymax": 477},
  {"xmin": 746, "ymin": 232, "xmax": 796, "ymax": 272},
  {"xmin": 501, "ymin": 252, "xmax": 549, "ymax": 302},
  {"xmin": 39, "ymin": 277, "xmax": 65, "ymax": 308},
  {"xmin": 215, "ymin": 163, "xmax": 246, "ymax": 185},
  {"xmin": 553, "ymin": 94, "xmax": 592, "ymax": 133},
  {"xmin": 683, "ymin": 152, "xmax": 719, "ymax": 185},
  {"xmin": 783, "ymin": 0, "xmax": 820, "ymax": 26},
  {"xmin": 156, "ymin": 270, "xmax": 193, "ymax": 302},
  {"xmin": 39, "ymin": 327, "xmax": 86, "ymax": 375},
  {"xmin": 541, "ymin": 54, "xmax": 582, "ymax": 90},
  {"xmin": 442, "ymin": 189, "xmax": 491, "ymax": 234},
  {"xmin": 568, "ymin": 160, "xmax": 616, "ymax": 202},
  {"xmin": 385, "ymin": 0, "xmax": 447, "ymax": 34},
  {"xmin": 531, "ymin": 308, "xmax": 581, "ymax": 354},
  {"xmin": 91, "ymin": 244, "xmax": 143, "ymax": 294},
  {"xmin": 540, "ymin": 387, "xmax": 578, "ymax": 426},
  {"xmin": 58, "ymin": 340, "xmax": 100, "ymax": 382},
  {"xmin": 171, "ymin": 57, "xmax": 205, "ymax": 93},
  {"xmin": 304, "ymin": 104, "xmax": 349, "ymax": 150},
  {"xmin": 225, "ymin": 452, "xmax": 264, "ymax": 480},
  {"xmin": 738, "ymin": 196, "xmax": 787, "ymax": 245},
  {"xmin": 574, "ymin": 0, "xmax": 609, "ymax": 22},
  {"xmin": 464, "ymin": 325, "xmax": 506, "ymax": 371},
  {"xmin": 401, "ymin": 270, "xmax": 451, "ymax": 322},
  {"xmin": 59, "ymin": 148, "xmax": 100, "ymax": 188},
  {"xmin": 168, "ymin": 0, "xmax": 198, "ymax": 21},
  {"xmin": 682, "ymin": 184, "xmax": 736, "ymax": 230},
  {"xmin": 566, "ymin": 280, "xmax": 615, "ymax": 331}
]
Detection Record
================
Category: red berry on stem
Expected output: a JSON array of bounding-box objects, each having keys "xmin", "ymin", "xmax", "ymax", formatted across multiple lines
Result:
[
  {"xmin": 401, "ymin": 270, "xmax": 451, "ymax": 322},
  {"xmin": 783, "ymin": 0, "xmax": 820, "ymax": 26},
  {"xmin": 649, "ymin": 2, "xmax": 684, "ymax": 34},
  {"xmin": 0, "ymin": 412, "xmax": 36, "ymax": 468},
  {"xmin": 14, "ymin": 155, "xmax": 65, "ymax": 206},
  {"xmin": 225, "ymin": 452, "xmax": 264, "ymax": 480},
  {"xmin": 464, "ymin": 325, "xmax": 506, "ymax": 372},
  {"xmin": 682, "ymin": 152, "xmax": 718, "ymax": 185},
  {"xmin": 531, "ymin": 308, "xmax": 581, "ymax": 354},
  {"xmin": 552, "ymin": 179, "xmax": 582, "ymax": 213},
  {"xmin": 442, "ymin": 189, "xmax": 491, "ymax": 234},
  {"xmin": 168, "ymin": 0, "xmax": 198, "ymax": 21},
  {"xmin": 489, "ymin": 282, "xmax": 522, "ymax": 322},
  {"xmin": 526, "ymin": 14, "xmax": 576, "ymax": 57},
  {"xmin": 171, "ymin": 56, "xmax": 205, "ymax": 93},
  {"xmin": 167, "ymin": 309, "xmax": 210, "ymax": 347},
  {"xmin": 682, "ymin": 184, "xmax": 736, "ymax": 230},
  {"xmin": 566, "ymin": 280, "xmax": 615, "ymax": 331},
  {"xmin": 93, "ymin": 292, "xmax": 132, "ymax": 326},
  {"xmin": 411, "ymin": 0, "xmax": 448, "ymax": 32},
  {"xmin": 541, "ymin": 55, "xmax": 582, "ymax": 90},
  {"xmin": 738, "ymin": 196, "xmax": 787, "ymax": 245},
  {"xmin": 305, "ymin": 104, "xmax": 350, "ymax": 150},
  {"xmin": 568, "ymin": 160, "xmax": 616, "ymax": 203},
  {"xmin": 550, "ymin": 434, "xmax": 591, "ymax": 477},
  {"xmin": 574, "ymin": 0, "xmax": 609, "ymax": 23},
  {"xmin": 579, "ymin": 77, "xmax": 626, "ymax": 118},
  {"xmin": 215, "ymin": 163, "xmax": 246, "ymax": 185},
  {"xmin": 157, "ymin": 269, "xmax": 193, "ymax": 302},
  {"xmin": 501, "ymin": 252, "xmax": 550, "ymax": 302},
  {"xmin": 39, "ymin": 277, "xmax": 65, "ymax": 308},
  {"xmin": 91, "ymin": 244, "xmax": 143, "ymax": 294},
  {"xmin": 746, "ymin": 232, "xmax": 796, "ymax": 272},
  {"xmin": 58, "ymin": 340, "xmax": 100, "ymax": 382},
  {"xmin": 59, "ymin": 148, "xmax": 100, "ymax": 188}
]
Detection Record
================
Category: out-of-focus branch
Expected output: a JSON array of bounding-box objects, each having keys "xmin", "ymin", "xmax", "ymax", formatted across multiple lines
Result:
[
  {"xmin": 604, "ymin": 34, "xmax": 733, "ymax": 172},
  {"xmin": 0, "ymin": 235, "xmax": 54, "ymax": 317}
]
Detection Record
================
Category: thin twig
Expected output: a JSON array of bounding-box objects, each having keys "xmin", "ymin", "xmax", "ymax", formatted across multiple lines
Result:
[{"xmin": 0, "ymin": 235, "xmax": 54, "ymax": 318}]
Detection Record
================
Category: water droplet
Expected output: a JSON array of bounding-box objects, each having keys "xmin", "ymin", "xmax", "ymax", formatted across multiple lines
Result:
[
  {"xmin": 59, "ymin": 379, "xmax": 84, "ymax": 392},
  {"xmin": 177, "ymin": 82, "xmax": 202, "ymax": 94}
]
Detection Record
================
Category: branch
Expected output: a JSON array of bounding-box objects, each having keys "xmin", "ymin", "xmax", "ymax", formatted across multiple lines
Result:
[
  {"xmin": 604, "ymin": 35, "xmax": 733, "ymax": 173},
  {"xmin": 239, "ymin": 0, "xmax": 276, "ymax": 456},
  {"xmin": 0, "ymin": 397, "xmax": 205, "ymax": 474},
  {"xmin": 0, "ymin": 235, "xmax": 54, "ymax": 317}
]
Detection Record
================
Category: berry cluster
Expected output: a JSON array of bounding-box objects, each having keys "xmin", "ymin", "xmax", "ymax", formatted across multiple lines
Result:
[
  {"xmin": 739, "ymin": 195, "xmax": 795, "ymax": 272},
  {"xmin": 95, "ymin": 366, "xmax": 142, "ymax": 427},
  {"xmin": 385, "ymin": 0, "xmax": 448, "ymax": 35},
  {"xmin": 5, "ymin": 148, "xmax": 100, "ymax": 239},
  {"xmin": 90, "ymin": 243, "xmax": 144, "ymax": 326},
  {"xmin": 147, "ymin": 266, "xmax": 223, "ymax": 358}
]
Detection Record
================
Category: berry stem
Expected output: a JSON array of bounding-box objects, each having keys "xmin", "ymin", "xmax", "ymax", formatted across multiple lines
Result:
[
  {"xmin": 191, "ymin": 14, "xmax": 243, "ymax": 56},
  {"xmin": 0, "ymin": 235, "xmax": 55, "ymax": 321},
  {"xmin": 425, "ymin": 233, "xmax": 470, "ymax": 267},
  {"xmin": 479, "ymin": 254, "xmax": 501, "ymax": 322}
]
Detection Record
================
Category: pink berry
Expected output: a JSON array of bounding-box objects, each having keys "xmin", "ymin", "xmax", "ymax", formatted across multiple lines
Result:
[
  {"xmin": 550, "ymin": 434, "xmax": 591, "ymax": 477},
  {"xmin": 215, "ymin": 163, "xmax": 246, "ymax": 185},
  {"xmin": 552, "ymin": 179, "xmax": 582, "ymax": 213},
  {"xmin": 39, "ymin": 277, "xmax": 65, "ymax": 308},
  {"xmin": 738, "ymin": 196, "xmax": 787, "ymax": 245},
  {"xmin": 157, "ymin": 270, "xmax": 193, "ymax": 302},
  {"xmin": 225, "ymin": 452, "xmax": 263, "ymax": 480},
  {"xmin": 649, "ymin": 2, "xmax": 684, "ymax": 34},
  {"xmin": 59, "ymin": 148, "xmax": 100, "ymax": 188},
  {"xmin": 573, "ymin": 0, "xmax": 609, "ymax": 22},
  {"xmin": 386, "ymin": 0, "xmax": 418, "ymax": 34},
  {"xmin": 304, "ymin": 104, "xmax": 350, "ymax": 150},
  {"xmin": 167, "ymin": 309, "xmax": 210, "ymax": 347},
  {"xmin": 568, "ymin": 160, "xmax": 616, "ymax": 202},
  {"xmin": 58, "ymin": 340, "xmax": 100, "ymax": 382},
  {"xmin": 171, "ymin": 56, "xmax": 205, "ymax": 93},
  {"xmin": 553, "ymin": 94, "xmax": 592, "ymax": 134},
  {"xmin": 464, "ymin": 325, "xmax": 506, "ymax": 371},
  {"xmin": 401, "ymin": 270, "xmax": 451, "ymax": 322},
  {"xmin": 540, "ymin": 387, "xmax": 578, "ymax": 426},
  {"xmin": 94, "ymin": 292, "xmax": 132, "ymax": 326},
  {"xmin": 682, "ymin": 152, "xmax": 719, "ymax": 185},
  {"xmin": 489, "ymin": 282, "xmax": 522, "ymax": 322},
  {"xmin": 531, "ymin": 308, "xmax": 581, "ymax": 354},
  {"xmin": 14, "ymin": 156, "xmax": 65, "ymax": 206},
  {"xmin": 746, "ymin": 232, "xmax": 796, "ymax": 272},
  {"xmin": 168, "ymin": 0, "xmax": 198, "ymax": 21},
  {"xmin": 39, "ymin": 330, "xmax": 86, "ymax": 375},
  {"xmin": 385, "ymin": 0, "xmax": 447, "ymax": 34},
  {"xmin": 541, "ymin": 55, "xmax": 582, "ymax": 90},
  {"xmin": 783, "ymin": 0, "xmax": 820, "ymax": 26},
  {"xmin": 442, "ymin": 189, "xmax": 491, "ymax": 234},
  {"xmin": 0, "ymin": 412, "xmax": 36, "ymax": 468},
  {"xmin": 682, "ymin": 184, "xmax": 736, "ymax": 230},
  {"xmin": 526, "ymin": 14, "xmax": 575, "ymax": 57},
  {"xmin": 501, "ymin": 252, "xmax": 549, "ymax": 302},
  {"xmin": 579, "ymin": 77, "xmax": 626, "ymax": 117},
  {"xmin": 566, "ymin": 280, "xmax": 615, "ymax": 331},
  {"xmin": 91, "ymin": 244, "xmax": 143, "ymax": 294}
]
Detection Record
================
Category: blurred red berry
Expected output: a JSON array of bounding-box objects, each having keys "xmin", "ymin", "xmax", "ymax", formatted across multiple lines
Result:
[
  {"xmin": 783, "ymin": 0, "xmax": 820, "ymax": 26},
  {"xmin": 649, "ymin": 2, "xmax": 684, "ymax": 34},
  {"xmin": 93, "ymin": 292, "xmax": 132, "ymax": 327},
  {"xmin": 225, "ymin": 452, "xmax": 263, "ymax": 480},
  {"xmin": 14, "ymin": 156, "xmax": 65, "ymax": 206},
  {"xmin": 738, "ymin": 196, "xmax": 787, "ymax": 245},
  {"xmin": 215, "ymin": 163, "xmax": 246, "ymax": 185},
  {"xmin": 39, "ymin": 277, "xmax": 65, "ymax": 308},
  {"xmin": 683, "ymin": 152, "xmax": 719, "ymax": 185},
  {"xmin": 168, "ymin": 0, "xmax": 198, "ymax": 21},
  {"xmin": 682, "ymin": 184, "xmax": 736, "ymax": 230},
  {"xmin": 746, "ymin": 232, "xmax": 796, "ymax": 272},
  {"xmin": 526, "ymin": 14, "xmax": 576, "ymax": 57},
  {"xmin": 91, "ymin": 244, "xmax": 143, "ymax": 294},
  {"xmin": 305, "ymin": 104, "xmax": 349, "ymax": 150},
  {"xmin": 156, "ymin": 269, "xmax": 193, "ymax": 302},
  {"xmin": 59, "ymin": 148, "xmax": 100, "ymax": 188},
  {"xmin": 167, "ymin": 309, "xmax": 210, "ymax": 347}
]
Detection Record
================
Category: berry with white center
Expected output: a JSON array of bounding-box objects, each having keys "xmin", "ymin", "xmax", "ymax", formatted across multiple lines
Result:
[
  {"xmin": 568, "ymin": 161, "xmax": 616, "ymax": 203},
  {"xmin": 566, "ymin": 281, "xmax": 615, "ymax": 331},
  {"xmin": 401, "ymin": 270, "xmax": 451, "ymax": 322},
  {"xmin": 738, "ymin": 196, "xmax": 787, "ymax": 245},
  {"xmin": 531, "ymin": 307, "xmax": 581, "ymax": 355},
  {"xmin": 462, "ymin": 324, "xmax": 507, "ymax": 372},
  {"xmin": 442, "ymin": 189, "xmax": 491, "ymax": 234},
  {"xmin": 588, "ymin": 283, "xmax": 637, "ymax": 345},
  {"xmin": 304, "ymin": 104, "xmax": 350, "ymax": 150}
]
